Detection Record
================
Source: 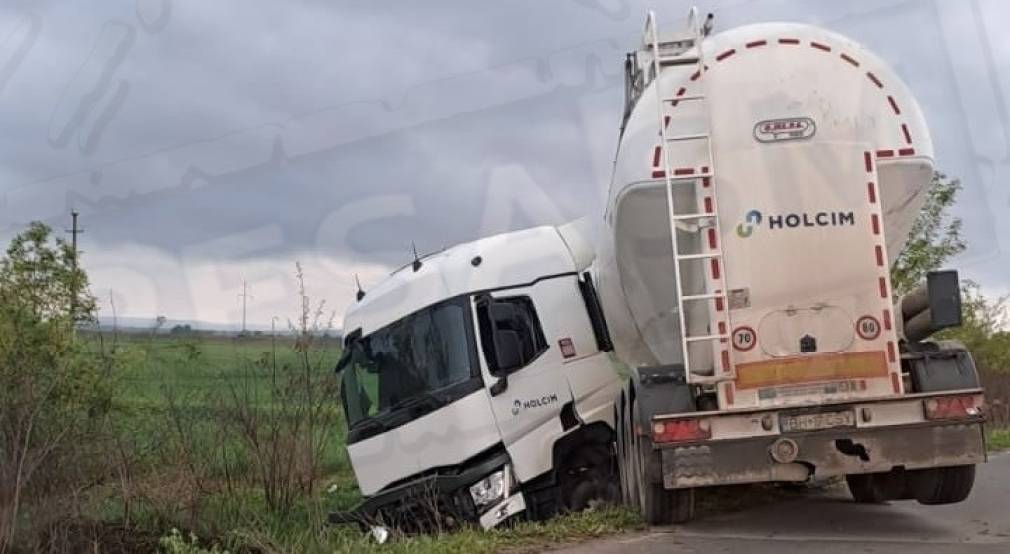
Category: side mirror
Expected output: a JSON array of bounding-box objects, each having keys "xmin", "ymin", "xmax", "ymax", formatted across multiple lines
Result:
[
  {"xmin": 927, "ymin": 270, "xmax": 962, "ymax": 329},
  {"xmin": 493, "ymin": 329, "xmax": 524, "ymax": 374},
  {"xmin": 902, "ymin": 270, "xmax": 963, "ymax": 343}
]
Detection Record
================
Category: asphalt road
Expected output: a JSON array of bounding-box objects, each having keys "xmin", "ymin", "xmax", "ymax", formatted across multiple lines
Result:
[{"xmin": 559, "ymin": 453, "xmax": 1010, "ymax": 553}]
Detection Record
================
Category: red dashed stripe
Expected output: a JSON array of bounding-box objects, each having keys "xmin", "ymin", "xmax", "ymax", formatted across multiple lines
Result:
[
  {"xmin": 718, "ymin": 321, "xmax": 727, "ymax": 336},
  {"xmin": 887, "ymin": 341, "xmax": 897, "ymax": 364},
  {"xmin": 721, "ymin": 351, "xmax": 731, "ymax": 373},
  {"xmin": 652, "ymin": 146, "xmax": 662, "ymax": 167},
  {"xmin": 871, "ymin": 214, "xmax": 880, "ymax": 235},
  {"xmin": 899, "ymin": 147, "xmax": 915, "ymax": 156},
  {"xmin": 704, "ymin": 196, "xmax": 713, "ymax": 213},
  {"xmin": 878, "ymin": 277, "xmax": 888, "ymax": 299},
  {"xmin": 663, "ymin": 115, "xmax": 670, "ymax": 128},
  {"xmin": 778, "ymin": 38, "xmax": 800, "ymax": 45},
  {"xmin": 875, "ymin": 245, "xmax": 884, "ymax": 266},
  {"xmin": 887, "ymin": 95, "xmax": 901, "ymax": 115},
  {"xmin": 810, "ymin": 41, "xmax": 831, "ymax": 52},
  {"xmin": 723, "ymin": 380, "xmax": 735, "ymax": 402},
  {"xmin": 883, "ymin": 309, "xmax": 892, "ymax": 331},
  {"xmin": 652, "ymin": 170, "xmax": 665, "ymax": 178},
  {"xmin": 673, "ymin": 167, "xmax": 695, "ymax": 176},
  {"xmin": 702, "ymin": 176, "xmax": 711, "ymax": 188},
  {"xmin": 840, "ymin": 53, "xmax": 860, "ymax": 66},
  {"xmin": 716, "ymin": 49, "xmax": 736, "ymax": 61},
  {"xmin": 746, "ymin": 39, "xmax": 767, "ymax": 48},
  {"xmin": 876, "ymin": 149, "xmax": 895, "ymax": 158},
  {"xmin": 867, "ymin": 182, "xmax": 877, "ymax": 203},
  {"xmin": 890, "ymin": 371, "xmax": 900, "ymax": 392},
  {"xmin": 715, "ymin": 295, "xmax": 724, "ymax": 312},
  {"xmin": 676, "ymin": 87, "xmax": 686, "ymax": 97},
  {"xmin": 710, "ymin": 259, "xmax": 721, "ymax": 280},
  {"xmin": 866, "ymin": 72, "xmax": 883, "ymax": 88},
  {"xmin": 901, "ymin": 124, "xmax": 911, "ymax": 144},
  {"xmin": 690, "ymin": 70, "xmax": 701, "ymax": 81},
  {"xmin": 864, "ymin": 151, "xmax": 873, "ymax": 172},
  {"xmin": 708, "ymin": 228, "xmax": 717, "ymax": 249}
]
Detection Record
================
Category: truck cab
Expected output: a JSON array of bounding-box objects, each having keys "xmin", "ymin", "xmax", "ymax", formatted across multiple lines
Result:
[{"xmin": 334, "ymin": 225, "xmax": 623, "ymax": 530}]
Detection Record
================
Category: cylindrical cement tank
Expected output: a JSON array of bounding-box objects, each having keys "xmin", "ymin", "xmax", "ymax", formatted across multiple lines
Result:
[{"xmin": 594, "ymin": 16, "xmax": 934, "ymax": 410}]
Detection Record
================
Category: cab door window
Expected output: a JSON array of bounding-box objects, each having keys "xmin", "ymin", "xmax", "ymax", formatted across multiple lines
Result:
[{"xmin": 476, "ymin": 295, "xmax": 548, "ymax": 375}]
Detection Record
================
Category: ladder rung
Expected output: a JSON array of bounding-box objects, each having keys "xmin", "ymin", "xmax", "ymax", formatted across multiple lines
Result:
[
  {"xmin": 664, "ymin": 171, "xmax": 713, "ymax": 180},
  {"xmin": 663, "ymin": 95, "xmax": 705, "ymax": 102},
  {"xmin": 671, "ymin": 213, "xmax": 714, "ymax": 221},
  {"xmin": 681, "ymin": 293, "xmax": 724, "ymax": 301},
  {"xmin": 677, "ymin": 252, "xmax": 722, "ymax": 261},
  {"xmin": 658, "ymin": 57, "xmax": 699, "ymax": 66},
  {"xmin": 666, "ymin": 133, "xmax": 709, "ymax": 141},
  {"xmin": 686, "ymin": 334, "xmax": 729, "ymax": 343}
]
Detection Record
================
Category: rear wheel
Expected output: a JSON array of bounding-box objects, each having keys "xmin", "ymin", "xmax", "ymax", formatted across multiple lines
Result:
[
  {"xmin": 631, "ymin": 396, "xmax": 695, "ymax": 524},
  {"xmin": 846, "ymin": 473, "xmax": 889, "ymax": 503},
  {"xmin": 912, "ymin": 465, "xmax": 975, "ymax": 505},
  {"xmin": 616, "ymin": 403, "xmax": 638, "ymax": 507}
]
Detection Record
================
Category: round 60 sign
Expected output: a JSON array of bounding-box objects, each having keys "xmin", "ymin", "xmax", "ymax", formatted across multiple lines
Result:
[{"xmin": 856, "ymin": 315, "xmax": 881, "ymax": 340}]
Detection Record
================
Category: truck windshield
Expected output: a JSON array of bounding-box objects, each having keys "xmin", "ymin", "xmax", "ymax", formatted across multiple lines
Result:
[{"xmin": 340, "ymin": 296, "xmax": 480, "ymax": 441}]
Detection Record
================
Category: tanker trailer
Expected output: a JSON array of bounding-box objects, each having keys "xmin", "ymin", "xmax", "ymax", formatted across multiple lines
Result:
[{"xmin": 599, "ymin": 10, "xmax": 986, "ymax": 524}]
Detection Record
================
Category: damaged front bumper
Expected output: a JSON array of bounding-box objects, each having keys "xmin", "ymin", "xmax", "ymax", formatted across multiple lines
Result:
[
  {"xmin": 329, "ymin": 446, "xmax": 526, "ymax": 532},
  {"xmin": 653, "ymin": 390, "xmax": 987, "ymax": 489}
]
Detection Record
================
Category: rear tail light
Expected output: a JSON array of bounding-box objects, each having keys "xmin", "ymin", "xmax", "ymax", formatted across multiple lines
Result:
[
  {"xmin": 923, "ymin": 394, "xmax": 984, "ymax": 421},
  {"xmin": 652, "ymin": 418, "xmax": 712, "ymax": 443}
]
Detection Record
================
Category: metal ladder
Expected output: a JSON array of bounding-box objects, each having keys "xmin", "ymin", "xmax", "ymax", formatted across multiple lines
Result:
[{"xmin": 645, "ymin": 9, "xmax": 732, "ymax": 384}]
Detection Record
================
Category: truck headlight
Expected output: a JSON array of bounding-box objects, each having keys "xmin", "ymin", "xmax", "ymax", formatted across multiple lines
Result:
[{"xmin": 469, "ymin": 467, "xmax": 509, "ymax": 509}]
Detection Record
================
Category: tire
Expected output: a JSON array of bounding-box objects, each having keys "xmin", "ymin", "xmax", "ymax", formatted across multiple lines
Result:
[
  {"xmin": 912, "ymin": 465, "xmax": 975, "ymax": 505},
  {"xmin": 632, "ymin": 396, "xmax": 695, "ymax": 525},
  {"xmin": 846, "ymin": 473, "xmax": 889, "ymax": 503},
  {"xmin": 616, "ymin": 404, "xmax": 638, "ymax": 507},
  {"xmin": 560, "ymin": 444, "xmax": 618, "ymax": 512}
]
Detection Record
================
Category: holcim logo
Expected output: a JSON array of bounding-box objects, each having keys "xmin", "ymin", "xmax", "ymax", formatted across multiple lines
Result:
[
  {"xmin": 512, "ymin": 393, "xmax": 559, "ymax": 416},
  {"xmin": 737, "ymin": 209, "xmax": 855, "ymax": 238},
  {"xmin": 736, "ymin": 209, "xmax": 762, "ymax": 238}
]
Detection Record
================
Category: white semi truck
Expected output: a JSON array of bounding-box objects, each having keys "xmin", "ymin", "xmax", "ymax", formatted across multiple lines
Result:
[{"xmin": 333, "ymin": 9, "xmax": 986, "ymax": 530}]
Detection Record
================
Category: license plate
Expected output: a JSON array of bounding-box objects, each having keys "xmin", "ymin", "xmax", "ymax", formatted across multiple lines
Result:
[{"xmin": 780, "ymin": 409, "xmax": 855, "ymax": 433}]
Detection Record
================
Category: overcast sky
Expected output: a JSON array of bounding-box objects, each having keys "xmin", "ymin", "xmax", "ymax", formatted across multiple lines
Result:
[{"xmin": 0, "ymin": 0, "xmax": 1007, "ymax": 329}]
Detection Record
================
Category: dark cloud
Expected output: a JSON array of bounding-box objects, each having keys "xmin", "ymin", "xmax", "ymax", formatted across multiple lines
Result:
[{"xmin": 0, "ymin": 0, "xmax": 1006, "ymax": 325}]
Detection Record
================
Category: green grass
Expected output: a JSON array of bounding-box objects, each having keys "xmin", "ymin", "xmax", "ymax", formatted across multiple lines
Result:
[
  {"xmin": 78, "ymin": 332, "xmax": 641, "ymax": 553},
  {"xmin": 988, "ymin": 427, "xmax": 1010, "ymax": 451}
]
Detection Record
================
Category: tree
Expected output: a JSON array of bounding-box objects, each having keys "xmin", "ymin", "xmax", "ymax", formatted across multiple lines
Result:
[
  {"xmin": 890, "ymin": 171, "xmax": 966, "ymax": 295},
  {"xmin": 0, "ymin": 222, "xmax": 114, "ymax": 550}
]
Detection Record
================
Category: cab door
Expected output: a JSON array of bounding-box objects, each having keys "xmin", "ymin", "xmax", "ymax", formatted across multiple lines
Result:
[{"xmin": 474, "ymin": 277, "xmax": 575, "ymax": 481}]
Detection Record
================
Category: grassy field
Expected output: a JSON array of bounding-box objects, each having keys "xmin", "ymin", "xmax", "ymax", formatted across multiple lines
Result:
[
  {"xmin": 76, "ymin": 331, "xmax": 1010, "ymax": 552},
  {"xmin": 76, "ymin": 331, "xmax": 641, "ymax": 553},
  {"xmin": 989, "ymin": 427, "xmax": 1010, "ymax": 451}
]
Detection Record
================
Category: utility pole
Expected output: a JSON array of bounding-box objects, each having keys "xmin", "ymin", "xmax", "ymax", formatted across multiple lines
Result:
[
  {"xmin": 237, "ymin": 280, "xmax": 253, "ymax": 335},
  {"xmin": 65, "ymin": 210, "xmax": 84, "ymax": 320}
]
